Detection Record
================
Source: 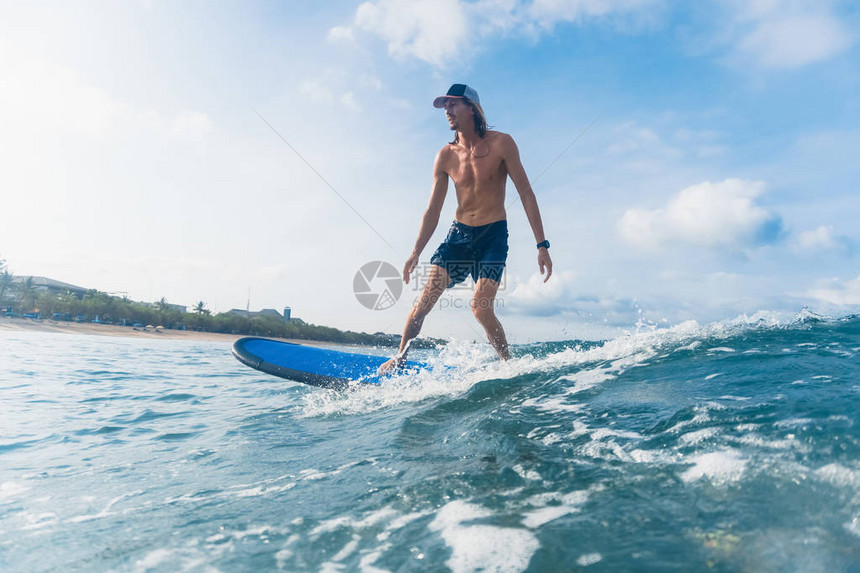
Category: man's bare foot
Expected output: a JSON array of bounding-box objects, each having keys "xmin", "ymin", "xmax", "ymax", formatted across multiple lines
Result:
[{"xmin": 377, "ymin": 356, "xmax": 405, "ymax": 376}]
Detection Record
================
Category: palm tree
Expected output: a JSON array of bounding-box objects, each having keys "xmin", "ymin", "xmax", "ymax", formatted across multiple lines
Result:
[
  {"xmin": 193, "ymin": 300, "xmax": 211, "ymax": 316},
  {"xmin": 156, "ymin": 297, "xmax": 169, "ymax": 313},
  {"xmin": 18, "ymin": 277, "xmax": 37, "ymax": 312},
  {"xmin": 0, "ymin": 268, "xmax": 13, "ymax": 306}
]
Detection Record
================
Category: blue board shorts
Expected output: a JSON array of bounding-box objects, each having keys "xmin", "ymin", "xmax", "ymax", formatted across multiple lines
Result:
[{"xmin": 430, "ymin": 220, "xmax": 508, "ymax": 288}]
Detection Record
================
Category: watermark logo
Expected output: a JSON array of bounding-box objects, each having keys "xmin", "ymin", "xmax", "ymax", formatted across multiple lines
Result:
[
  {"xmin": 353, "ymin": 261, "xmax": 402, "ymax": 310},
  {"xmin": 353, "ymin": 260, "xmax": 508, "ymax": 311},
  {"xmin": 410, "ymin": 262, "xmax": 507, "ymax": 291}
]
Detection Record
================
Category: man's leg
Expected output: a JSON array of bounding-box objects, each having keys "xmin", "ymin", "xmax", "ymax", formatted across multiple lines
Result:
[
  {"xmin": 378, "ymin": 264, "xmax": 450, "ymax": 374},
  {"xmin": 472, "ymin": 278, "xmax": 510, "ymax": 360}
]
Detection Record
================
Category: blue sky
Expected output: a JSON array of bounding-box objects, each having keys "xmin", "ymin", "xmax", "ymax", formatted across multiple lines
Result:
[{"xmin": 1, "ymin": 0, "xmax": 858, "ymax": 342}]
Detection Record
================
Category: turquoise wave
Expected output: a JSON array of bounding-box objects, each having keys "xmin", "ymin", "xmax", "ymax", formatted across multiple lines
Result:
[{"xmin": 1, "ymin": 315, "xmax": 858, "ymax": 571}]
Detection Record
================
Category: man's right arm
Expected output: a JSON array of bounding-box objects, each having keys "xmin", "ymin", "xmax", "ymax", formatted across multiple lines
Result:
[{"xmin": 403, "ymin": 150, "xmax": 449, "ymax": 283}]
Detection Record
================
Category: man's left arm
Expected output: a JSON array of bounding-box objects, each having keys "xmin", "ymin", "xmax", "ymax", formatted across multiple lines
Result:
[{"xmin": 502, "ymin": 134, "xmax": 553, "ymax": 282}]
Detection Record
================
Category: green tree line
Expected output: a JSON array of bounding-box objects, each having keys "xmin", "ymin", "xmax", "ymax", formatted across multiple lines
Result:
[{"xmin": 0, "ymin": 259, "xmax": 439, "ymax": 348}]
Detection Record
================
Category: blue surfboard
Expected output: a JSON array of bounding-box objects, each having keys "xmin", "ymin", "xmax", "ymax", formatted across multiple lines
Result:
[{"xmin": 232, "ymin": 337, "xmax": 426, "ymax": 389}]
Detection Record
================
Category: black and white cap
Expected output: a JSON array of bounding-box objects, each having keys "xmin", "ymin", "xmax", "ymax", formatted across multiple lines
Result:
[{"xmin": 433, "ymin": 84, "xmax": 481, "ymax": 108}]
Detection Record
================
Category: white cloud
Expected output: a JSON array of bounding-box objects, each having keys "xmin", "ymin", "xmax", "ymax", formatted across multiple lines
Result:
[
  {"xmin": 795, "ymin": 225, "xmax": 837, "ymax": 251},
  {"xmin": 358, "ymin": 75, "xmax": 384, "ymax": 91},
  {"xmin": 739, "ymin": 14, "xmax": 852, "ymax": 68},
  {"xmin": 343, "ymin": 0, "xmax": 853, "ymax": 71},
  {"xmin": 340, "ymin": 92, "xmax": 361, "ymax": 112},
  {"xmin": 327, "ymin": 25, "xmax": 354, "ymax": 42},
  {"xmin": 0, "ymin": 55, "xmax": 121, "ymax": 136},
  {"xmin": 618, "ymin": 179, "xmax": 783, "ymax": 251},
  {"xmin": 791, "ymin": 225, "xmax": 856, "ymax": 256},
  {"xmin": 299, "ymin": 78, "xmax": 335, "ymax": 103},
  {"xmin": 671, "ymin": 127, "xmax": 727, "ymax": 158},
  {"xmin": 298, "ymin": 70, "xmax": 382, "ymax": 112},
  {"xmin": 0, "ymin": 53, "xmax": 212, "ymax": 141},
  {"xmin": 525, "ymin": 0, "xmax": 661, "ymax": 30},
  {"xmin": 340, "ymin": 0, "xmax": 662, "ymax": 68},
  {"xmin": 501, "ymin": 272, "xmax": 649, "ymax": 326},
  {"xmin": 507, "ymin": 270, "xmax": 577, "ymax": 315},
  {"xmin": 167, "ymin": 111, "xmax": 213, "ymax": 142},
  {"xmin": 352, "ymin": 0, "xmax": 468, "ymax": 68},
  {"xmin": 504, "ymin": 274, "xmax": 663, "ymax": 328},
  {"xmin": 607, "ymin": 122, "xmax": 660, "ymax": 154},
  {"xmin": 726, "ymin": 0, "xmax": 853, "ymax": 69},
  {"xmin": 809, "ymin": 275, "xmax": 860, "ymax": 306}
]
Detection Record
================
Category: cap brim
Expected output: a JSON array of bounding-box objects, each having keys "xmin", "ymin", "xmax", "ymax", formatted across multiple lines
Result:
[{"xmin": 433, "ymin": 95, "xmax": 465, "ymax": 108}]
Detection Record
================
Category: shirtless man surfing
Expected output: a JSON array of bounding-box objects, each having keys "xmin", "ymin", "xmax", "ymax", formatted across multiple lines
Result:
[{"xmin": 379, "ymin": 84, "xmax": 552, "ymax": 374}]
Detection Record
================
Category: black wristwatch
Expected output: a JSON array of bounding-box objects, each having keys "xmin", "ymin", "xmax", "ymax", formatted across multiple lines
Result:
[{"xmin": 537, "ymin": 240, "xmax": 550, "ymax": 250}]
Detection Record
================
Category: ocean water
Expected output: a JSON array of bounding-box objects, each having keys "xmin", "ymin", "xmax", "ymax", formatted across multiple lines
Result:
[{"xmin": 1, "ymin": 314, "xmax": 859, "ymax": 572}]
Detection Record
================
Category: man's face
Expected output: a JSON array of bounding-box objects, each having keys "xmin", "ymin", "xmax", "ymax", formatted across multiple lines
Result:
[{"xmin": 443, "ymin": 98, "xmax": 473, "ymax": 130}]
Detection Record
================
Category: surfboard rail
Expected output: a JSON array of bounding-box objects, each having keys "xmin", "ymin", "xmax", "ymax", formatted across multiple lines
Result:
[
  {"xmin": 232, "ymin": 337, "xmax": 430, "ymax": 389},
  {"xmin": 232, "ymin": 337, "xmax": 359, "ymax": 389}
]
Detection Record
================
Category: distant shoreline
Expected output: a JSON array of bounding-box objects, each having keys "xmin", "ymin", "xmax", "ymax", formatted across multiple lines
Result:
[{"xmin": 0, "ymin": 316, "xmax": 336, "ymax": 347}]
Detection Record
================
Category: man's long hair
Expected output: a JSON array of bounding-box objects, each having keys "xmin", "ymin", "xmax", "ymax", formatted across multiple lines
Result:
[{"xmin": 451, "ymin": 100, "xmax": 490, "ymax": 145}]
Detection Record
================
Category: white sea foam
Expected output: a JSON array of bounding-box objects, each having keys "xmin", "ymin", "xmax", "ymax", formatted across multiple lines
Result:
[
  {"xmin": 680, "ymin": 450, "xmax": 747, "ymax": 484},
  {"xmin": 558, "ymin": 367, "xmax": 616, "ymax": 395},
  {"xmin": 330, "ymin": 533, "xmax": 361, "ymax": 562},
  {"xmin": 774, "ymin": 418, "xmax": 815, "ymax": 429},
  {"xmin": 814, "ymin": 463, "xmax": 860, "ymax": 489},
  {"xmin": 521, "ymin": 490, "xmax": 589, "ymax": 529},
  {"xmin": 663, "ymin": 410, "xmax": 713, "ymax": 435},
  {"xmin": 539, "ymin": 432, "xmax": 565, "ymax": 446},
  {"xmin": 679, "ymin": 427, "xmax": 721, "ymax": 446},
  {"xmin": 354, "ymin": 507, "xmax": 400, "ymax": 529},
  {"xmin": 845, "ymin": 515, "xmax": 860, "ymax": 539},
  {"xmin": 519, "ymin": 394, "xmax": 584, "ymax": 414},
  {"xmin": 358, "ymin": 544, "xmax": 393, "ymax": 572},
  {"xmin": 310, "ymin": 505, "xmax": 430, "ymax": 547},
  {"xmin": 134, "ymin": 548, "xmax": 173, "ymax": 570},
  {"xmin": 734, "ymin": 434, "xmax": 806, "ymax": 452},
  {"xmin": 274, "ymin": 535, "xmax": 301, "ymax": 568},
  {"xmin": 67, "ymin": 489, "xmax": 144, "ymax": 523},
  {"xmin": 207, "ymin": 524, "xmax": 288, "ymax": 544},
  {"xmin": 590, "ymin": 427, "xmax": 641, "ymax": 441},
  {"xmin": 513, "ymin": 464, "xmax": 542, "ymax": 482},
  {"xmin": 577, "ymin": 553, "xmax": 603, "ymax": 566},
  {"xmin": 311, "ymin": 516, "xmax": 353, "ymax": 537},
  {"xmin": 580, "ymin": 439, "xmax": 631, "ymax": 461},
  {"xmin": 429, "ymin": 500, "xmax": 540, "ymax": 573},
  {"xmin": 377, "ymin": 510, "xmax": 431, "ymax": 541},
  {"xmin": 674, "ymin": 340, "xmax": 701, "ymax": 352},
  {"xmin": 21, "ymin": 511, "xmax": 59, "ymax": 530},
  {"xmin": 298, "ymin": 342, "xmax": 494, "ymax": 417},
  {"xmin": 521, "ymin": 505, "xmax": 576, "ymax": 528},
  {"xmin": 629, "ymin": 448, "xmax": 662, "ymax": 463},
  {"xmin": 0, "ymin": 481, "xmax": 29, "ymax": 501},
  {"xmin": 298, "ymin": 312, "xmax": 800, "ymax": 417}
]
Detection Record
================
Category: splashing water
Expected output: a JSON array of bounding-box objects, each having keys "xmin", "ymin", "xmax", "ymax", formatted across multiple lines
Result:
[{"xmin": 1, "ymin": 313, "xmax": 859, "ymax": 571}]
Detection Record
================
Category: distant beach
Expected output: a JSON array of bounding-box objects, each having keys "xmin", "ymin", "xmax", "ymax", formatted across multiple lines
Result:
[{"xmin": 0, "ymin": 315, "xmax": 332, "ymax": 346}]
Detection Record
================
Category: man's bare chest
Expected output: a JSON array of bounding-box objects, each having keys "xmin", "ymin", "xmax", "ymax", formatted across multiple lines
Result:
[{"xmin": 445, "ymin": 152, "xmax": 506, "ymax": 188}]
